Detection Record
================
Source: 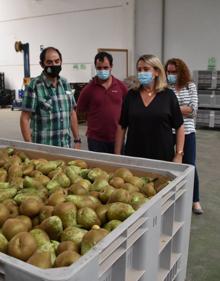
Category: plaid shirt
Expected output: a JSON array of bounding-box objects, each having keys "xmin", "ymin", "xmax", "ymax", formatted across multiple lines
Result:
[{"xmin": 22, "ymin": 72, "xmax": 76, "ymax": 147}]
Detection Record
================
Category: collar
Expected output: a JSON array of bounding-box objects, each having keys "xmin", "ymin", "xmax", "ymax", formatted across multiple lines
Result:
[{"xmin": 93, "ymin": 75, "xmax": 118, "ymax": 87}]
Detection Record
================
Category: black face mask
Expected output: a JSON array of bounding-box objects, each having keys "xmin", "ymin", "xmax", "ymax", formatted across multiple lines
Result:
[{"xmin": 44, "ymin": 65, "xmax": 62, "ymax": 78}]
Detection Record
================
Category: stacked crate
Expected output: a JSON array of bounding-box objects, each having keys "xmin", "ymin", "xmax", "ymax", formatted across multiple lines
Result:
[{"xmin": 194, "ymin": 70, "xmax": 220, "ymax": 128}]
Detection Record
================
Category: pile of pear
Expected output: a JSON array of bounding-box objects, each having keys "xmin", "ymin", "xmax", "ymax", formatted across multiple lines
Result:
[{"xmin": 0, "ymin": 147, "xmax": 166, "ymax": 269}]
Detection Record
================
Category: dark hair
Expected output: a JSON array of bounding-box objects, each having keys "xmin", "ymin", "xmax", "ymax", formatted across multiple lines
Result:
[
  {"xmin": 165, "ymin": 58, "xmax": 192, "ymax": 88},
  {"xmin": 94, "ymin": 52, "xmax": 113, "ymax": 66},
  {"xmin": 39, "ymin": 47, "xmax": 62, "ymax": 65}
]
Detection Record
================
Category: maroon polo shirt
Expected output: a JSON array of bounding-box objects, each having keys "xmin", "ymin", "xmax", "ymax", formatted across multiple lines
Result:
[{"xmin": 77, "ymin": 76, "xmax": 128, "ymax": 142}]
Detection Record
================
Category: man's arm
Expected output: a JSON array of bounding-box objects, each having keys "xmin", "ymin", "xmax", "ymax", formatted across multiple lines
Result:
[
  {"xmin": 71, "ymin": 110, "xmax": 81, "ymax": 149},
  {"xmin": 20, "ymin": 111, "xmax": 32, "ymax": 142}
]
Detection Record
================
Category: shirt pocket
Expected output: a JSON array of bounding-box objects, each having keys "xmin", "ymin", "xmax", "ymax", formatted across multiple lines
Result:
[
  {"xmin": 38, "ymin": 98, "xmax": 52, "ymax": 116},
  {"xmin": 65, "ymin": 91, "xmax": 74, "ymax": 111}
]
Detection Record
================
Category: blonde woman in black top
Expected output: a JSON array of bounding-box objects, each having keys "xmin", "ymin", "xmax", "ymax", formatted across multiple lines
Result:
[{"xmin": 115, "ymin": 54, "xmax": 185, "ymax": 163}]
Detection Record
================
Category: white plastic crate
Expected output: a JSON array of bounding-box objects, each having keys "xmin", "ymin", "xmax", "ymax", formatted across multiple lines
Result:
[{"xmin": 0, "ymin": 139, "xmax": 194, "ymax": 281}]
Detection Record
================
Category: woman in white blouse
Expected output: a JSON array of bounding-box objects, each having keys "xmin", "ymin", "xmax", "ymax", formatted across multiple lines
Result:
[{"xmin": 165, "ymin": 58, "xmax": 203, "ymax": 215}]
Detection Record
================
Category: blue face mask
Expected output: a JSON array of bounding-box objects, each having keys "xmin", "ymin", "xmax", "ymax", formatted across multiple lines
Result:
[
  {"xmin": 138, "ymin": 71, "xmax": 154, "ymax": 86},
  {"xmin": 96, "ymin": 70, "xmax": 110, "ymax": 80},
  {"xmin": 167, "ymin": 74, "xmax": 177, "ymax": 84}
]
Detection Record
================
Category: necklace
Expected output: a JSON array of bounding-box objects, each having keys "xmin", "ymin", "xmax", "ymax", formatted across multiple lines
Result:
[{"xmin": 142, "ymin": 87, "xmax": 154, "ymax": 97}]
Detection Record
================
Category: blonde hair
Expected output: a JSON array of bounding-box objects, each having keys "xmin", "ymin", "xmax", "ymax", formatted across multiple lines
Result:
[{"xmin": 136, "ymin": 54, "xmax": 167, "ymax": 92}]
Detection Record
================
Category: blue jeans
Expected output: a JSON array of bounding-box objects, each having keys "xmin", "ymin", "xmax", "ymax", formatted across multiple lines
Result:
[
  {"xmin": 87, "ymin": 138, "xmax": 115, "ymax": 154},
  {"xmin": 174, "ymin": 132, "xmax": 200, "ymax": 202},
  {"xmin": 183, "ymin": 133, "xmax": 200, "ymax": 202}
]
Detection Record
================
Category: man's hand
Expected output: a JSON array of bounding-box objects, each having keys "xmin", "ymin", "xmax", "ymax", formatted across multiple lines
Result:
[{"xmin": 73, "ymin": 143, "xmax": 81, "ymax": 150}]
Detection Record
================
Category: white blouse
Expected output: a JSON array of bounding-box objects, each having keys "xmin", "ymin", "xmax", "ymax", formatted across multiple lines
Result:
[{"xmin": 170, "ymin": 82, "xmax": 198, "ymax": 134}]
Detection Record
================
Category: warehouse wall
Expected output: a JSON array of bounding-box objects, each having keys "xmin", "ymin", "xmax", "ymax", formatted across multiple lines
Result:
[
  {"xmin": 135, "ymin": 0, "xmax": 220, "ymax": 73},
  {"xmin": 2, "ymin": 0, "xmax": 220, "ymax": 90},
  {"xmin": 0, "ymin": 0, "xmax": 135, "ymax": 89},
  {"xmin": 135, "ymin": 0, "xmax": 163, "ymax": 60}
]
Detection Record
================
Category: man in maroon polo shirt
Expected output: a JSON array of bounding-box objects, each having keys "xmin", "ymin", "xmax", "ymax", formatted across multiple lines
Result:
[{"xmin": 77, "ymin": 52, "xmax": 128, "ymax": 153}]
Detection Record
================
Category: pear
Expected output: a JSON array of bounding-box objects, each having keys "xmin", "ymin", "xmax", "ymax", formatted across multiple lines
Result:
[
  {"xmin": 109, "ymin": 177, "xmax": 124, "ymax": 188},
  {"xmin": 8, "ymin": 163, "xmax": 23, "ymax": 180},
  {"xmin": 0, "ymin": 188, "xmax": 17, "ymax": 202},
  {"xmin": 39, "ymin": 205, "xmax": 54, "ymax": 222},
  {"xmin": 22, "ymin": 163, "xmax": 34, "ymax": 176},
  {"xmin": 47, "ymin": 167, "xmax": 63, "ymax": 179},
  {"xmin": 61, "ymin": 226, "xmax": 87, "ymax": 247},
  {"xmin": 68, "ymin": 183, "xmax": 88, "ymax": 195},
  {"xmin": 66, "ymin": 195, "xmax": 100, "ymax": 209},
  {"xmin": 139, "ymin": 182, "xmax": 156, "ymax": 197},
  {"xmin": 54, "ymin": 172, "xmax": 71, "ymax": 188},
  {"xmin": 19, "ymin": 197, "xmax": 43, "ymax": 217},
  {"xmin": 40, "ymin": 216, "xmax": 63, "ymax": 240},
  {"xmin": 107, "ymin": 202, "xmax": 135, "ymax": 221},
  {"xmin": 113, "ymin": 168, "xmax": 133, "ymax": 179},
  {"xmin": 121, "ymin": 183, "xmax": 139, "ymax": 193},
  {"xmin": 0, "ymin": 233, "xmax": 8, "ymax": 253},
  {"xmin": 3, "ymin": 199, "xmax": 19, "ymax": 218},
  {"xmin": 108, "ymin": 189, "xmax": 131, "ymax": 204},
  {"xmin": 96, "ymin": 205, "xmax": 109, "ymax": 225},
  {"xmin": 81, "ymin": 228, "xmax": 108, "ymax": 255},
  {"xmin": 104, "ymin": 220, "xmax": 122, "ymax": 232},
  {"xmin": 16, "ymin": 215, "xmax": 32, "ymax": 231},
  {"xmin": 98, "ymin": 185, "xmax": 115, "ymax": 204},
  {"xmin": 36, "ymin": 161, "xmax": 59, "ymax": 175},
  {"xmin": 47, "ymin": 189, "xmax": 66, "ymax": 206},
  {"xmin": 65, "ymin": 166, "xmax": 79, "ymax": 184},
  {"xmin": 57, "ymin": 241, "xmax": 79, "ymax": 254},
  {"xmin": 0, "ymin": 168, "xmax": 7, "ymax": 182},
  {"xmin": 68, "ymin": 159, "xmax": 88, "ymax": 169},
  {"xmin": 35, "ymin": 174, "xmax": 51, "ymax": 186},
  {"xmin": 10, "ymin": 177, "xmax": 24, "ymax": 189},
  {"xmin": 2, "ymin": 218, "xmax": 28, "ymax": 240},
  {"xmin": 53, "ymin": 202, "xmax": 77, "ymax": 228},
  {"xmin": 77, "ymin": 207, "xmax": 101, "ymax": 230},
  {"xmin": 0, "ymin": 203, "xmax": 10, "ymax": 226},
  {"xmin": 124, "ymin": 176, "xmax": 145, "ymax": 188},
  {"xmin": 27, "ymin": 250, "xmax": 52, "ymax": 269},
  {"xmin": 8, "ymin": 232, "xmax": 37, "ymax": 261},
  {"xmin": 30, "ymin": 229, "xmax": 50, "ymax": 248},
  {"xmin": 23, "ymin": 176, "xmax": 43, "ymax": 189},
  {"xmin": 74, "ymin": 179, "xmax": 91, "ymax": 190},
  {"xmin": 54, "ymin": 250, "xmax": 81, "ymax": 267},
  {"xmin": 90, "ymin": 177, "xmax": 109, "ymax": 192},
  {"xmin": 88, "ymin": 168, "xmax": 108, "ymax": 182}
]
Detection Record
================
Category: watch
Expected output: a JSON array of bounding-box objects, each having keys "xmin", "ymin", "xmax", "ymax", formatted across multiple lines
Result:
[
  {"xmin": 176, "ymin": 150, "xmax": 184, "ymax": 156},
  {"xmin": 74, "ymin": 138, "xmax": 82, "ymax": 144}
]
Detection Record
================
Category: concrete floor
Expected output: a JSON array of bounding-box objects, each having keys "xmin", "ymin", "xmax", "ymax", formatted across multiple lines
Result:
[{"xmin": 0, "ymin": 108, "xmax": 219, "ymax": 281}]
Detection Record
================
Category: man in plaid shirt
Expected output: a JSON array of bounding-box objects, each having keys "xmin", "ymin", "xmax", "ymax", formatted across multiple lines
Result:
[{"xmin": 20, "ymin": 47, "xmax": 81, "ymax": 148}]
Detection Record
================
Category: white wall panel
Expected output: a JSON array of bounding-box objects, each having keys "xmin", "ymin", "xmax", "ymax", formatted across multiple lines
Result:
[
  {"xmin": 135, "ymin": 0, "xmax": 163, "ymax": 61},
  {"xmin": 0, "ymin": 0, "xmax": 134, "ymax": 89},
  {"xmin": 164, "ymin": 0, "xmax": 220, "ymax": 71}
]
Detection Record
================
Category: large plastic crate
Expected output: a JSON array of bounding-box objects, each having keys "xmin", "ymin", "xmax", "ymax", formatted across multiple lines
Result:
[
  {"xmin": 196, "ymin": 109, "xmax": 215, "ymax": 127},
  {"xmin": 193, "ymin": 70, "xmax": 216, "ymax": 89},
  {"xmin": 0, "ymin": 139, "xmax": 194, "ymax": 281}
]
